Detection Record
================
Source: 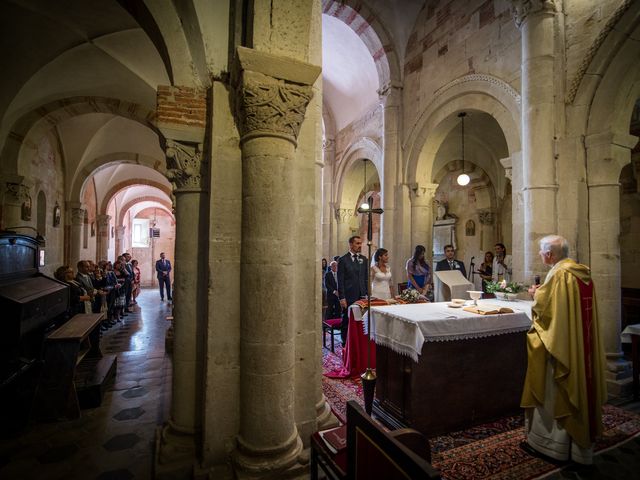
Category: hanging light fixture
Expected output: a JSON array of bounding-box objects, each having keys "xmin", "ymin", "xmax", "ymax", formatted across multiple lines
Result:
[
  {"xmin": 456, "ymin": 112, "xmax": 470, "ymax": 186},
  {"xmin": 360, "ymin": 159, "xmax": 370, "ymax": 210}
]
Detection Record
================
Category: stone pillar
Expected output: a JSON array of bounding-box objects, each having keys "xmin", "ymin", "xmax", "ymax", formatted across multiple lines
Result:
[
  {"xmin": 156, "ymin": 139, "xmax": 208, "ymax": 473},
  {"xmin": 379, "ymin": 83, "xmax": 402, "ymax": 268},
  {"xmin": 0, "ymin": 175, "xmax": 30, "ymax": 230},
  {"xmin": 322, "ymin": 139, "xmax": 336, "ymax": 258},
  {"xmin": 67, "ymin": 203, "xmax": 85, "ymax": 268},
  {"xmin": 515, "ymin": 0, "xmax": 559, "ymax": 282},
  {"xmin": 233, "ymin": 46, "xmax": 320, "ymax": 477},
  {"xmin": 96, "ymin": 214, "xmax": 111, "ymax": 261},
  {"xmin": 335, "ymin": 207, "xmax": 355, "ymax": 251},
  {"xmin": 114, "ymin": 226, "xmax": 126, "ymax": 258},
  {"xmin": 586, "ymin": 132, "xmax": 637, "ymax": 395},
  {"xmin": 410, "ymin": 183, "xmax": 438, "ymax": 258}
]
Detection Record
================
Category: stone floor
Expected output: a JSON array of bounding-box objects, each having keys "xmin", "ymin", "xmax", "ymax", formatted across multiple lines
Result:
[{"xmin": 0, "ymin": 289, "xmax": 172, "ymax": 480}]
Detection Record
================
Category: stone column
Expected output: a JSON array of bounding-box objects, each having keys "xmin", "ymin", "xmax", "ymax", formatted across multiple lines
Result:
[
  {"xmin": 156, "ymin": 139, "xmax": 208, "ymax": 472},
  {"xmin": 335, "ymin": 207, "xmax": 355, "ymax": 251},
  {"xmin": 379, "ymin": 83, "xmax": 402, "ymax": 267},
  {"xmin": 0, "ymin": 175, "xmax": 30, "ymax": 230},
  {"xmin": 586, "ymin": 132, "xmax": 637, "ymax": 395},
  {"xmin": 410, "ymin": 183, "xmax": 438, "ymax": 258},
  {"xmin": 322, "ymin": 138, "xmax": 336, "ymax": 257},
  {"xmin": 67, "ymin": 203, "xmax": 85, "ymax": 268},
  {"xmin": 233, "ymin": 47, "xmax": 320, "ymax": 477},
  {"xmin": 96, "ymin": 214, "xmax": 111, "ymax": 261},
  {"xmin": 515, "ymin": 0, "xmax": 559, "ymax": 282},
  {"xmin": 114, "ymin": 226, "xmax": 126, "ymax": 258}
]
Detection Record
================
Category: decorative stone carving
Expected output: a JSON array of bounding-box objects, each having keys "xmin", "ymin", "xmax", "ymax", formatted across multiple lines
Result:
[
  {"xmin": 70, "ymin": 208, "xmax": 85, "ymax": 226},
  {"xmin": 96, "ymin": 214, "xmax": 111, "ymax": 228},
  {"xmin": 322, "ymin": 138, "xmax": 335, "ymax": 151},
  {"xmin": 164, "ymin": 140, "xmax": 206, "ymax": 192},
  {"xmin": 433, "ymin": 74, "xmax": 521, "ymax": 105},
  {"xmin": 478, "ymin": 209, "xmax": 495, "ymax": 226},
  {"xmin": 4, "ymin": 182, "xmax": 29, "ymax": 205},
  {"xmin": 237, "ymin": 70, "xmax": 314, "ymax": 145},
  {"xmin": 513, "ymin": 0, "xmax": 557, "ymax": 28},
  {"xmin": 334, "ymin": 208, "xmax": 354, "ymax": 224}
]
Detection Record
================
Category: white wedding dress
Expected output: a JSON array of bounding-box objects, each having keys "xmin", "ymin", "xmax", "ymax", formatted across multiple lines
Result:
[{"xmin": 371, "ymin": 265, "xmax": 392, "ymax": 299}]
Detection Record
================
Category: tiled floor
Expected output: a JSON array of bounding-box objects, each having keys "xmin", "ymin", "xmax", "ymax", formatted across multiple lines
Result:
[{"xmin": 0, "ymin": 289, "xmax": 172, "ymax": 480}]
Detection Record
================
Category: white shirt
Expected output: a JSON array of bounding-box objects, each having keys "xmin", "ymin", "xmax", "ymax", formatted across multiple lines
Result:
[{"xmin": 492, "ymin": 254, "xmax": 513, "ymax": 281}]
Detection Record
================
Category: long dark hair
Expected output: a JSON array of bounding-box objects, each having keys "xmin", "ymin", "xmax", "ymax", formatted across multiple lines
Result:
[{"xmin": 412, "ymin": 245, "xmax": 427, "ymax": 268}]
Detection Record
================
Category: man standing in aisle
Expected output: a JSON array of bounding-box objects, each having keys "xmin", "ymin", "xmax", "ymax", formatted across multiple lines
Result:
[
  {"xmin": 520, "ymin": 235, "xmax": 606, "ymax": 464},
  {"xmin": 155, "ymin": 252, "xmax": 172, "ymax": 302},
  {"xmin": 337, "ymin": 236, "xmax": 368, "ymax": 346}
]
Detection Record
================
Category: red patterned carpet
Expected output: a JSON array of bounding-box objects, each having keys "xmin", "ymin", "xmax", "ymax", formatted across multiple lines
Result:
[{"xmin": 321, "ymin": 345, "xmax": 640, "ymax": 480}]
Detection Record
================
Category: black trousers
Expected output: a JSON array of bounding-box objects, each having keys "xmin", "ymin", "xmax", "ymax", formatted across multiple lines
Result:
[{"xmin": 159, "ymin": 275, "xmax": 172, "ymax": 300}]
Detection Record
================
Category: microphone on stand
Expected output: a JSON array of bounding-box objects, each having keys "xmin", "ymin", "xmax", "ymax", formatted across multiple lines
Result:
[{"xmin": 468, "ymin": 256, "xmax": 475, "ymax": 281}]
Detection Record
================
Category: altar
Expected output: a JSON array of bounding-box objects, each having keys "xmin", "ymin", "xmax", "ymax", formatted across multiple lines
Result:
[{"xmin": 369, "ymin": 300, "xmax": 533, "ymax": 436}]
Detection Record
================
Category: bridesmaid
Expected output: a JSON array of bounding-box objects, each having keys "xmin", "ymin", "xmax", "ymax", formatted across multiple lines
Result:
[{"xmin": 405, "ymin": 245, "xmax": 431, "ymax": 296}]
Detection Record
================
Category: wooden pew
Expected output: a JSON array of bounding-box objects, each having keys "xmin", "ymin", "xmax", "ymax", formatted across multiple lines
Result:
[
  {"xmin": 35, "ymin": 313, "xmax": 117, "ymax": 421},
  {"xmin": 310, "ymin": 401, "xmax": 441, "ymax": 479}
]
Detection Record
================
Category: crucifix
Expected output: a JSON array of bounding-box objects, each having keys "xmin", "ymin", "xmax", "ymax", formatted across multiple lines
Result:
[{"xmin": 357, "ymin": 190, "xmax": 384, "ymax": 415}]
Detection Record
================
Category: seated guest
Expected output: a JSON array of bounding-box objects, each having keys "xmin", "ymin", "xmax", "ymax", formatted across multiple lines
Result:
[
  {"xmin": 478, "ymin": 251, "xmax": 494, "ymax": 292},
  {"xmin": 371, "ymin": 248, "xmax": 394, "ymax": 300},
  {"xmin": 406, "ymin": 245, "xmax": 431, "ymax": 296},
  {"xmin": 435, "ymin": 244, "xmax": 467, "ymax": 279},
  {"xmin": 55, "ymin": 265, "xmax": 91, "ymax": 315},
  {"xmin": 324, "ymin": 261, "xmax": 341, "ymax": 319},
  {"xmin": 492, "ymin": 242, "xmax": 513, "ymax": 282}
]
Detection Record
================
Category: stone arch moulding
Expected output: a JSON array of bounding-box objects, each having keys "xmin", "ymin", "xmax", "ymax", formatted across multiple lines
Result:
[
  {"xmin": 2, "ymin": 96, "xmax": 161, "ymax": 175},
  {"xmin": 334, "ymin": 137, "xmax": 383, "ymax": 207},
  {"xmin": 118, "ymin": 196, "xmax": 174, "ymax": 226},
  {"xmin": 321, "ymin": 0, "xmax": 401, "ymax": 90},
  {"xmin": 71, "ymin": 153, "xmax": 168, "ymax": 204},
  {"xmin": 100, "ymin": 179, "xmax": 173, "ymax": 215},
  {"xmin": 403, "ymin": 74, "xmax": 522, "ymax": 188}
]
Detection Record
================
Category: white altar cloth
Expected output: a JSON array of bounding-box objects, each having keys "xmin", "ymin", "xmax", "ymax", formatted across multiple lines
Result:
[
  {"xmin": 621, "ymin": 324, "xmax": 640, "ymax": 343},
  {"xmin": 369, "ymin": 299, "xmax": 533, "ymax": 362}
]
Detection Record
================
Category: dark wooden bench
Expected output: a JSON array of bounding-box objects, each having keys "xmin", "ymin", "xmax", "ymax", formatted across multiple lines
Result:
[
  {"xmin": 310, "ymin": 401, "xmax": 440, "ymax": 479},
  {"xmin": 35, "ymin": 313, "xmax": 117, "ymax": 420}
]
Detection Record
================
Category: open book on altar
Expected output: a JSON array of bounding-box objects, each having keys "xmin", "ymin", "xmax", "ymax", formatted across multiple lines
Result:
[
  {"xmin": 318, "ymin": 425, "xmax": 347, "ymax": 454},
  {"xmin": 463, "ymin": 304, "xmax": 514, "ymax": 315}
]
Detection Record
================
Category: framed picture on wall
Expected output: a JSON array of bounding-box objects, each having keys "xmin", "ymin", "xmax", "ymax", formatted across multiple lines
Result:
[
  {"xmin": 111, "ymin": 226, "xmax": 115, "ymax": 238},
  {"xmin": 53, "ymin": 203, "xmax": 61, "ymax": 227},
  {"xmin": 21, "ymin": 196, "xmax": 32, "ymax": 221},
  {"xmin": 91, "ymin": 222, "xmax": 96, "ymax": 237}
]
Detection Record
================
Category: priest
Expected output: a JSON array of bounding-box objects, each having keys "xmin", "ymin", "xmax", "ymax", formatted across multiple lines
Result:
[{"xmin": 520, "ymin": 235, "xmax": 607, "ymax": 464}]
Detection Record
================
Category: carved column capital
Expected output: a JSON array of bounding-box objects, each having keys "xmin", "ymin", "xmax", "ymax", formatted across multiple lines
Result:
[
  {"xmin": 96, "ymin": 214, "xmax": 111, "ymax": 228},
  {"xmin": 410, "ymin": 183, "xmax": 438, "ymax": 206},
  {"xmin": 164, "ymin": 140, "xmax": 206, "ymax": 193},
  {"xmin": 512, "ymin": 0, "xmax": 558, "ymax": 27},
  {"xmin": 322, "ymin": 138, "xmax": 335, "ymax": 151},
  {"xmin": 500, "ymin": 157, "xmax": 513, "ymax": 182},
  {"xmin": 237, "ymin": 70, "xmax": 314, "ymax": 146},
  {"xmin": 334, "ymin": 208, "xmax": 354, "ymax": 224},
  {"xmin": 4, "ymin": 182, "xmax": 29, "ymax": 205},
  {"xmin": 478, "ymin": 209, "xmax": 496, "ymax": 226},
  {"xmin": 70, "ymin": 207, "xmax": 86, "ymax": 226}
]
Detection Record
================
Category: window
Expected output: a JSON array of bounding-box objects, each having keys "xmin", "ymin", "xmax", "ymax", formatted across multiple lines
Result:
[{"xmin": 132, "ymin": 218, "xmax": 150, "ymax": 247}]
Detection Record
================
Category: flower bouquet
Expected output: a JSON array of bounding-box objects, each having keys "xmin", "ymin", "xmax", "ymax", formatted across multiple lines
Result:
[
  {"xmin": 399, "ymin": 288, "xmax": 422, "ymax": 303},
  {"xmin": 485, "ymin": 279, "xmax": 523, "ymax": 301}
]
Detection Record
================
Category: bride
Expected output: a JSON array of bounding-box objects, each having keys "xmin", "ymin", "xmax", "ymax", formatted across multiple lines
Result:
[{"xmin": 371, "ymin": 248, "xmax": 394, "ymax": 300}]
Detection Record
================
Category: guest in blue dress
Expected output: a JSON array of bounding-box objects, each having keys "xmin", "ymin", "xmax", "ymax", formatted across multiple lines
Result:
[{"xmin": 405, "ymin": 245, "xmax": 431, "ymax": 296}]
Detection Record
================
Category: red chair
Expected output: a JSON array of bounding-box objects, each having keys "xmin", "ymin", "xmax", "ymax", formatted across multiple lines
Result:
[{"xmin": 322, "ymin": 318, "xmax": 342, "ymax": 353}]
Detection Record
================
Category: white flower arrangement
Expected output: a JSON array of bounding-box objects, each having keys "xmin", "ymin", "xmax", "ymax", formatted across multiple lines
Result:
[{"xmin": 400, "ymin": 288, "xmax": 421, "ymax": 303}]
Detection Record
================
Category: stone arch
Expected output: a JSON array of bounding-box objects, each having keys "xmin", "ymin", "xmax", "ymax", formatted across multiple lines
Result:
[
  {"xmin": 335, "ymin": 137, "xmax": 383, "ymax": 206},
  {"xmin": 321, "ymin": 0, "xmax": 401, "ymax": 88},
  {"xmin": 2, "ymin": 96, "xmax": 161, "ymax": 175},
  {"xmin": 118, "ymin": 196, "xmax": 174, "ymax": 226},
  {"xmin": 71, "ymin": 153, "xmax": 168, "ymax": 204},
  {"xmin": 101, "ymin": 179, "xmax": 173, "ymax": 215},
  {"xmin": 404, "ymin": 74, "xmax": 521, "ymax": 187}
]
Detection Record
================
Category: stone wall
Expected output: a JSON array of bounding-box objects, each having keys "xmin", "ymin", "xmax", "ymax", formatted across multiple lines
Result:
[{"xmin": 80, "ymin": 178, "xmax": 97, "ymax": 263}]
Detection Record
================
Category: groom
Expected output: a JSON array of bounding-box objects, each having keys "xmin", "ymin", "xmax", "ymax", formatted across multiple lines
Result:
[
  {"xmin": 155, "ymin": 252, "xmax": 172, "ymax": 301},
  {"xmin": 337, "ymin": 236, "xmax": 368, "ymax": 345}
]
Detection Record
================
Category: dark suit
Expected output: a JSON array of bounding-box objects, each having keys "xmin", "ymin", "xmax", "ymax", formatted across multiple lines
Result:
[
  {"xmin": 324, "ymin": 269, "xmax": 341, "ymax": 320},
  {"xmin": 435, "ymin": 258, "xmax": 467, "ymax": 279},
  {"xmin": 155, "ymin": 258, "xmax": 172, "ymax": 300},
  {"xmin": 337, "ymin": 252, "xmax": 368, "ymax": 344}
]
